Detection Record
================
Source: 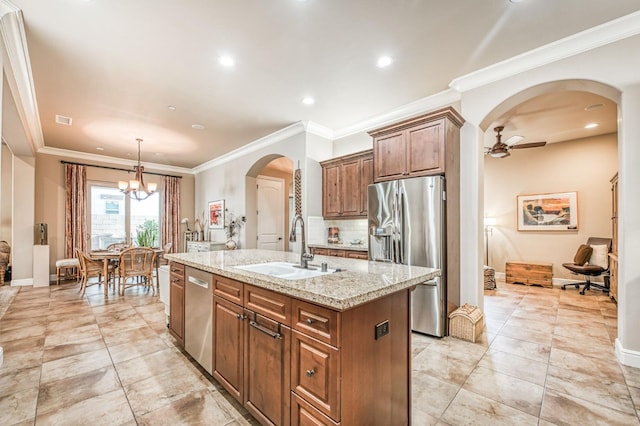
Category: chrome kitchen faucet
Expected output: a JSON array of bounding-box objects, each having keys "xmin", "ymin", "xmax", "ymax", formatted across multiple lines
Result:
[{"xmin": 289, "ymin": 214, "xmax": 314, "ymax": 269}]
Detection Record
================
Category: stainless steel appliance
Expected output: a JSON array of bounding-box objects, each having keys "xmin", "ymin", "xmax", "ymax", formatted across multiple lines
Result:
[
  {"xmin": 185, "ymin": 266, "xmax": 213, "ymax": 373},
  {"xmin": 368, "ymin": 176, "xmax": 447, "ymax": 337}
]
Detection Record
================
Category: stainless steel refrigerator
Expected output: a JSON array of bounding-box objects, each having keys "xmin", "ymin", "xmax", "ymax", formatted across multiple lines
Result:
[{"xmin": 368, "ymin": 176, "xmax": 447, "ymax": 337}]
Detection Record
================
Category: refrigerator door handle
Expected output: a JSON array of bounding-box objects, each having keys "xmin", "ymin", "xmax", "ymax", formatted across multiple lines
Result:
[{"xmin": 397, "ymin": 188, "xmax": 405, "ymax": 265}]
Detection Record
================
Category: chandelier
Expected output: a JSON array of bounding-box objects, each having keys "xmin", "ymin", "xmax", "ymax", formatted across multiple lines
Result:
[{"xmin": 118, "ymin": 138, "xmax": 157, "ymax": 201}]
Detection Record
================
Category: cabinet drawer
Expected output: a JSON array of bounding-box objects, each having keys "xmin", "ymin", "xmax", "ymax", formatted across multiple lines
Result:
[
  {"xmin": 169, "ymin": 262, "xmax": 185, "ymax": 278},
  {"xmin": 328, "ymin": 249, "xmax": 345, "ymax": 257},
  {"xmin": 292, "ymin": 299, "xmax": 340, "ymax": 347},
  {"xmin": 312, "ymin": 248, "xmax": 329, "ymax": 256},
  {"xmin": 345, "ymin": 251, "xmax": 368, "ymax": 260},
  {"xmin": 291, "ymin": 392, "xmax": 340, "ymax": 426},
  {"xmin": 214, "ymin": 274, "xmax": 244, "ymax": 305},
  {"xmin": 245, "ymin": 284, "xmax": 291, "ymax": 326},
  {"xmin": 291, "ymin": 331, "xmax": 340, "ymax": 421}
]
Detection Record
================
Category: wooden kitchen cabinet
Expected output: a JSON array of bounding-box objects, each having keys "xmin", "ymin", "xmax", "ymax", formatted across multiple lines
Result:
[
  {"xmin": 368, "ymin": 107, "xmax": 464, "ymax": 182},
  {"xmin": 244, "ymin": 311, "xmax": 291, "ymax": 426},
  {"xmin": 213, "ymin": 295, "xmax": 245, "ymax": 402},
  {"xmin": 310, "ymin": 246, "xmax": 367, "ymax": 260},
  {"xmin": 321, "ymin": 149, "xmax": 373, "ymax": 219},
  {"xmin": 168, "ymin": 262, "xmax": 185, "ymax": 346},
  {"xmin": 212, "ymin": 275, "xmax": 292, "ymax": 425}
]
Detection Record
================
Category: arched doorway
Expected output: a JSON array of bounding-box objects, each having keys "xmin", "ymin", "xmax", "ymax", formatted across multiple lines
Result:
[{"xmin": 244, "ymin": 154, "xmax": 294, "ymax": 250}]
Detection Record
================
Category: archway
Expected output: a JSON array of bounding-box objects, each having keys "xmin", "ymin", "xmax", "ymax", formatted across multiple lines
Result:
[{"xmin": 244, "ymin": 154, "xmax": 294, "ymax": 250}]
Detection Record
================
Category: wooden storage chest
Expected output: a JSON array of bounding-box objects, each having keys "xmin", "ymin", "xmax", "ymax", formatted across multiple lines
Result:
[{"xmin": 505, "ymin": 261, "xmax": 553, "ymax": 288}]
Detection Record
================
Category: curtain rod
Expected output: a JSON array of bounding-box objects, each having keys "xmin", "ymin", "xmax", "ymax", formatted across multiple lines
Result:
[{"xmin": 60, "ymin": 160, "xmax": 183, "ymax": 179}]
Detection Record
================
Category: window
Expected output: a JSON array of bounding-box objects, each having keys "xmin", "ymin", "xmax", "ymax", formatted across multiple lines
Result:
[{"xmin": 89, "ymin": 183, "xmax": 160, "ymax": 250}]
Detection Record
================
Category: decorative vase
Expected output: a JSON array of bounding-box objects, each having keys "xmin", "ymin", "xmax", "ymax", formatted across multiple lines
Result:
[{"xmin": 225, "ymin": 239, "xmax": 237, "ymax": 250}]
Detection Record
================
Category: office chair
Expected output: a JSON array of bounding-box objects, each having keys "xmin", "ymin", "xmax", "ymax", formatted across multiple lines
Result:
[{"xmin": 561, "ymin": 237, "xmax": 612, "ymax": 295}]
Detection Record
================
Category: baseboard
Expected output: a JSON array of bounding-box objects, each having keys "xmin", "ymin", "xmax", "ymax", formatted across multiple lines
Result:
[
  {"xmin": 9, "ymin": 278, "xmax": 32, "ymax": 286},
  {"xmin": 491, "ymin": 272, "xmax": 601, "ymax": 289},
  {"xmin": 615, "ymin": 338, "xmax": 640, "ymax": 368}
]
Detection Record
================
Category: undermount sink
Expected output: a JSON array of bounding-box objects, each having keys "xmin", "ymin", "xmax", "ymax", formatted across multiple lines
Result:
[{"xmin": 233, "ymin": 261, "xmax": 336, "ymax": 280}]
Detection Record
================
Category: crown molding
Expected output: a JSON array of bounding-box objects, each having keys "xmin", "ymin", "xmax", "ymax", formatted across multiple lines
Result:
[
  {"xmin": 192, "ymin": 121, "xmax": 306, "ymax": 174},
  {"xmin": 38, "ymin": 146, "xmax": 194, "ymax": 175},
  {"xmin": 332, "ymin": 89, "xmax": 461, "ymax": 140},
  {"xmin": 0, "ymin": 1, "xmax": 44, "ymax": 156},
  {"xmin": 449, "ymin": 10, "xmax": 640, "ymax": 93},
  {"xmin": 304, "ymin": 120, "xmax": 334, "ymax": 140}
]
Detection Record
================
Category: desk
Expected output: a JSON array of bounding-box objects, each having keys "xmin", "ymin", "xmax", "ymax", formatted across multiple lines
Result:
[{"xmin": 90, "ymin": 248, "xmax": 163, "ymax": 296}]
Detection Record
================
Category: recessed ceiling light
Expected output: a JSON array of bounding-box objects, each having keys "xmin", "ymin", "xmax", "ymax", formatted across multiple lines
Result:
[
  {"xmin": 509, "ymin": 0, "xmax": 525, "ymax": 3},
  {"xmin": 192, "ymin": 124, "xmax": 205, "ymax": 130},
  {"xmin": 96, "ymin": 147, "xmax": 104, "ymax": 151},
  {"xmin": 302, "ymin": 97, "xmax": 315, "ymax": 105},
  {"xmin": 376, "ymin": 56, "xmax": 393, "ymax": 68},
  {"xmin": 584, "ymin": 103, "xmax": 604, "ymax": 111},
  {"xmin": 168, "ymin": 105, "xmax": 176, "ymax": 110},
  {"xmin": 585, "ymin": 123, "xmax": 599, "ymax": 129},
  {"xmin": 219, "ymin": 56, "xmax": 235, "ymax": 67}
]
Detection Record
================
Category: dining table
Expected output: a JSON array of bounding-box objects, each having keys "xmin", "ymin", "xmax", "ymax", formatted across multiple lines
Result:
[{"xmin": 89, "ymin": 247, "xmax": 164, "ymax": 296}]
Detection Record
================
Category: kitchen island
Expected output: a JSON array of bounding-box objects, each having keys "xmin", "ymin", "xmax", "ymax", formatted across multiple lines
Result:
[{"xmin": 165, "ymin": 249, "xmax": 440, "ymax": 426}]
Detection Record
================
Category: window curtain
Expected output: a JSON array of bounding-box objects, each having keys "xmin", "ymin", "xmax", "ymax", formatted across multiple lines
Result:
[
  {"xmin": 64, "ymin": 164, "xmax": 87, "ymax": 258},
  {"xmin": 162, "ymin": 175, "xmax": 180, "ymax": 254}
]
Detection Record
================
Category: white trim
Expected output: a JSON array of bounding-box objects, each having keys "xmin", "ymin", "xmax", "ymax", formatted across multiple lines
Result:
[
  {"xmin": 615, "ymin": 338, "xmax": 640, "ymax": 368},
  {"xmin": 450, "ymin": 11, "xmax": 640, "ymax": 92},
  {"xmin": 304, "ymin": 121, "xmax": 334, "ymax": 140},
  {"xmin": 193, "ymin": 121, "xmax": 306, "ymax": 174},
  {"xmin": 332, "ymin": 89, "xmax": 461, "ymax": 140},
  {"xmin": 39, "ymin": 146, "xmax": 194, "ymax": 175},
  {"xmin": 0, "ymin": 2, "xmax": 44, "ymax": 154},
  {"xmin": 10, "ymin": 278, "xmax": 31, "ymax": 286}
]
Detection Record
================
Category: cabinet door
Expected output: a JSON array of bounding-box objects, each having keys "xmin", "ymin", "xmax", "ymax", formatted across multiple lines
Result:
[
  {"xmin": 360, "ymin": 155, "xmax": 373, "ymax": 215},
  {"xmin": 291, "ymin": 392, "xmax": 340, "ymax": 426},
  {"xmin": 244, "ymin": 311, "xmax": 291, "ymax": 426},
  {"xmin": 373, "ymin": 130, "xmax": 406, "ymax": 181},
  {"xmin": 169, "ymin": 281, "xmax": 184, "ymax": 345},
  {"xmin": 212, "ymin": 295, "xmax": 245, "ymax": 403},
  {"xmin": 406, "ymin": 119, "xmax": 445, "ymax": 176},
  {"xmin": 291, "ymin": 330, "xmax": 340, "ymax": 421},
  {"xmin": 322, "ymin": 164, "xmax": 342, "ymax": 217},
  {"xmin": 340, "ymin": 159, "xmax": 361, "ymax": 216}
]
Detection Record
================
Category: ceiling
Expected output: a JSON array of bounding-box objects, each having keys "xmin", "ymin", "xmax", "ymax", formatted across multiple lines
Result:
[{"xmin": 9, "ymin": 0, "xmax": 638, "ymax": 169}]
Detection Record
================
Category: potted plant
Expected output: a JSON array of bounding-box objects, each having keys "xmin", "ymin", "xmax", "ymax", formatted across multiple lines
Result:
[
  {"xmin": 224, "ymin": 210, "xmax": 245, "ymax": 250},
  {"xmin": 136, "ymin": 219, "xmax": 159, "ymax": 247}
]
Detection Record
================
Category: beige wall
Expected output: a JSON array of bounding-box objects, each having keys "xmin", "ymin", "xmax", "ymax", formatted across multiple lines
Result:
[
  {"xmin": 484, "ymin": 133, "xmax": 617, "ymax": 280},
  {"xmin": 35, "ymin": 153, "xmax": 195, "ymax": 276}
]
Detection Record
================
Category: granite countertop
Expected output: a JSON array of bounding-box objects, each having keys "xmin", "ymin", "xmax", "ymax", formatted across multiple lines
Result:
[
  {"xmin": 308, "ymin": 243, "xmax": 368, "ymax": 252},
  {"xmin": 165, "ymin": 249, "xmax": 439, "ymax": 311}
]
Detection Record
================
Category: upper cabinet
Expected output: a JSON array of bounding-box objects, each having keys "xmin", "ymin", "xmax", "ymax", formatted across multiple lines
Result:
[
  {"xmin": 321, "ymin": 150, "xmax": 373, "ymax": 219},
  {"xmin": 368, "ymin": 107, "xmax": 464, "ymax": 182}
]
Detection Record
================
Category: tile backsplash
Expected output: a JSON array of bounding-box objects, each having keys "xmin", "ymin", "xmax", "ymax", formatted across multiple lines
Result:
[{"xmin": 307, "ymin": 216, "xmax": 368, "ymax": 247}]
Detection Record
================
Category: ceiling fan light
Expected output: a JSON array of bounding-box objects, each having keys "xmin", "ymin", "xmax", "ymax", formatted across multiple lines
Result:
[{"xmin": 490, "ymin": 148, "xmax": 510, "ymax": 158}]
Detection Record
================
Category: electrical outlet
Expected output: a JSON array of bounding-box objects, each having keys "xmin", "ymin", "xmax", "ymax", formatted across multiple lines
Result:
[{"xmin": 375, "ymin": 320, "xmax": 389, "ymax": 340}]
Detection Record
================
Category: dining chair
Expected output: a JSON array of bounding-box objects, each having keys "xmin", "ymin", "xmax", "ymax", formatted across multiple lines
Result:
[
  {"xmin": 118, "ymin": 247, "xmax": 156, "ymax": 296},
  {"xmin": 75, "ymin": 248, "xmax": 116, "ymax": 295},
  {"xmin": 106, "ymin": 242, "xmax": 131, "ymax": 251}
]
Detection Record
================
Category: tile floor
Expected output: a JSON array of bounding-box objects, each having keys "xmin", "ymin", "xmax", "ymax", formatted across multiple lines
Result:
[{"xmin": 0, "ymin": 279, "xmax": 639, "ymax": 425}]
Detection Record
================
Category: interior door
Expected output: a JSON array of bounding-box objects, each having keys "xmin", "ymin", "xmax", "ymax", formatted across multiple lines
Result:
[{"xmin": 257, "ymin": 176, "xmax": 285, "ymax": 251}]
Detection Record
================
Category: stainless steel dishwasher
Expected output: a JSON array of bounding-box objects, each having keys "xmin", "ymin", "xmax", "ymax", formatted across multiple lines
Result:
[{"xmin": 185, "ymin": 266, "xmax": 213, "ymax": 374}]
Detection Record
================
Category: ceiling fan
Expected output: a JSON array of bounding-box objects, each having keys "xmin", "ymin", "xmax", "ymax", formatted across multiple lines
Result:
[{"xmin": 486, "ymin": 126, "xmax": 547, "ymax": 158}]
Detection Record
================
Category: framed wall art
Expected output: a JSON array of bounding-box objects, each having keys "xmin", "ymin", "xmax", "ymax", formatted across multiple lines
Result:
[
  {"xmin": 208, "ymin": 200, "xmax": 225, "ymax": 229},
  {"xmin": 516, "ymin": 191, "xmax": 578, "ymax": 232}
]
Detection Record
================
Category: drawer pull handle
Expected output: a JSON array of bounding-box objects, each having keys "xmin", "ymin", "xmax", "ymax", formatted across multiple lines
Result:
[
  {"xmin": 236, "ymin": 314, "xmax": 247, "ymax": 320},
  {"xmin": 306, "ymin": 318, "xmax": 314, "ymax": 325},
  {"xmin": 306, "ymin": 369, "xmax": 315, "ymax": 377},
  {"xmin": 249, "ymin": 320, "xmax": 283, "ymax": 339}
]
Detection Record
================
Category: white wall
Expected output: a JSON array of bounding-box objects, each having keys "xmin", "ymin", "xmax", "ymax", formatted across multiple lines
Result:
[
  {"xmin": 484, "ymin": 134, "xmax": 617, "ymax": 280},
  {"xmin": 11, "ymin": 154, "xmax": 34, "ymax": 284},
  {"xmin": 459, "ymin": 33, "xmax": 640, "ymax": 367}
]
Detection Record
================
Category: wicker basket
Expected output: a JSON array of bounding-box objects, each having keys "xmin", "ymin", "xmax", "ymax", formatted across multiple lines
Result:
[
  {"xmin": 484, "ymin": 266, "xmax": 496, "ymax": 290},
  {"xmin": 449, "ymin": 304, "xmax": 484, "ymax": 343}
]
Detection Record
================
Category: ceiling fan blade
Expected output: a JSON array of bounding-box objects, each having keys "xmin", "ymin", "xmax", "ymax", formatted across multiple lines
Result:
[
  {"xmin": 510, "ymin": 141, "xmax": 547, "ymax": 149},
  {"xmin": 503, "ymin": 135, "xmax": 524, "ymax": 146}
]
